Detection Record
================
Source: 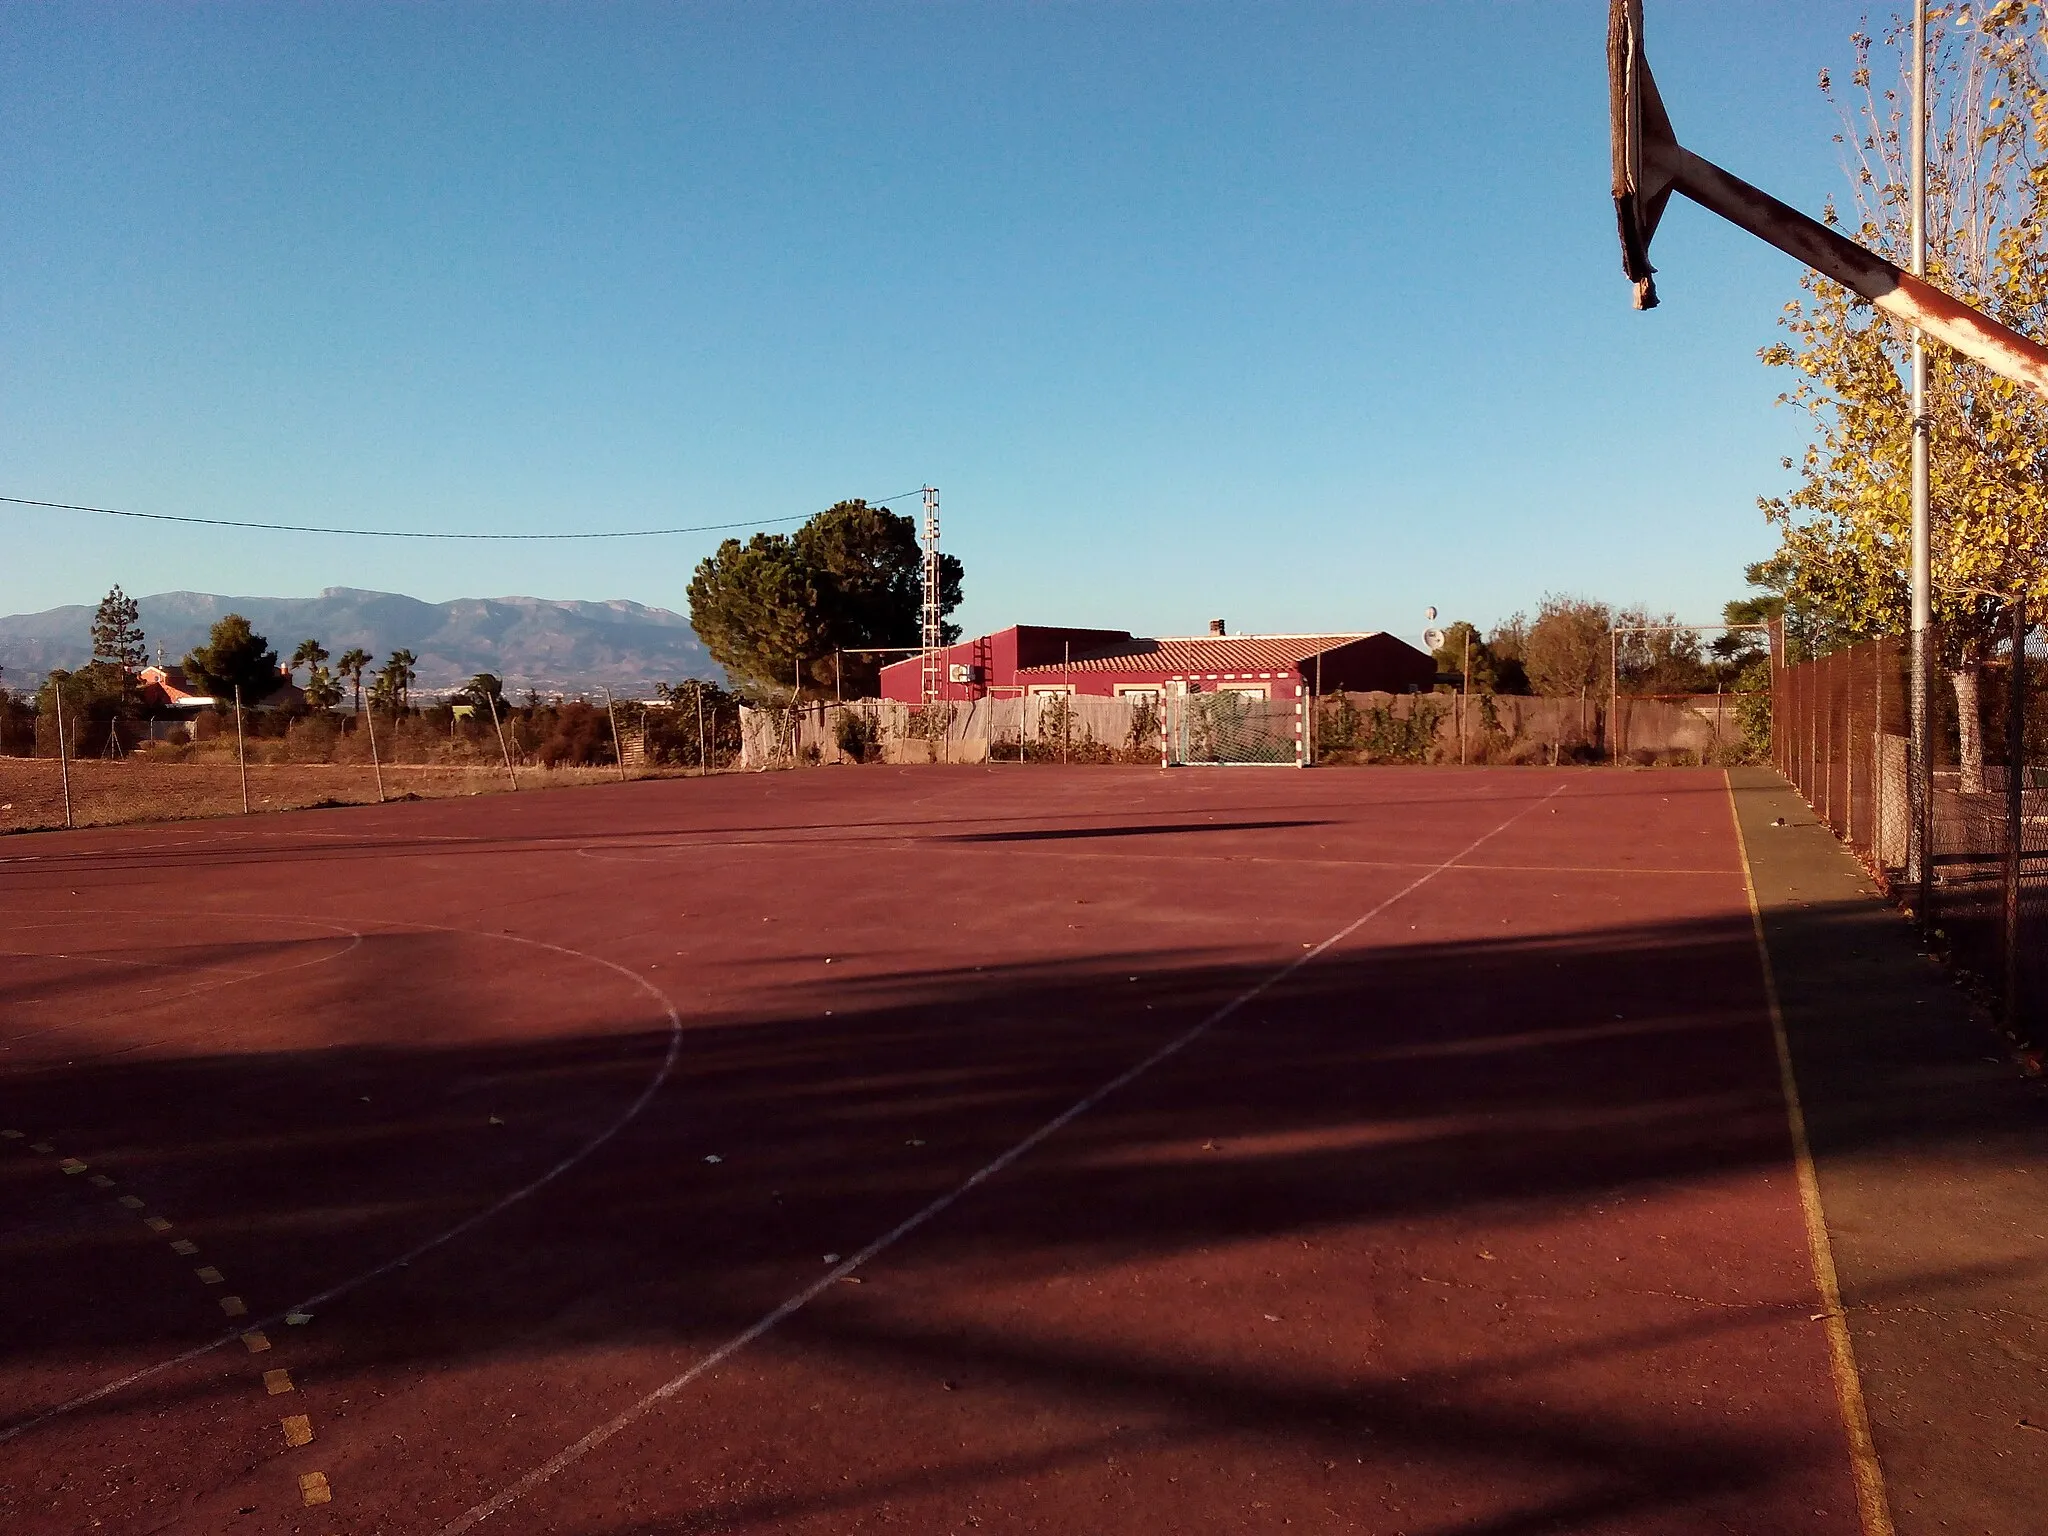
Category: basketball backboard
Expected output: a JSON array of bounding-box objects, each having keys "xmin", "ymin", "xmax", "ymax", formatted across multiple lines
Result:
[{"xmin": 1608, "ymin": 0, "xmax": 1678, "ymax": 310}]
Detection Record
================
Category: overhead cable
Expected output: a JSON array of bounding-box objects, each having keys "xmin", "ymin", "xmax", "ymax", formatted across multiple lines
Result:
[{"xmin": 0, "ymin": 488, "xmax": 929, "ymax": 541}]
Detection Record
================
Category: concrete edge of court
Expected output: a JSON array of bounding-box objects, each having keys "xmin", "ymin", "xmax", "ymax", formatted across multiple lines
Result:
[{"xmin": 1730, "ymin": 765, "xmax": 2048, "ymax": 1536}]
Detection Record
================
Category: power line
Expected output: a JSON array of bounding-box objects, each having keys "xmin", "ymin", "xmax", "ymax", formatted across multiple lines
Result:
[{"xmin": 0, "ymin": 488, "xmax": 931, "ymax": 541}]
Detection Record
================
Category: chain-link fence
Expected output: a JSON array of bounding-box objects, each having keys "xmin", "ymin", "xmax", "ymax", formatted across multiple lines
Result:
[
  {"xmin": 1773, "ymin": 623, "xmax": 2045, "ymax": 1045},
  {"xmin": 0, "ymin": 691, "xmax": 743, "ymax": 834}
]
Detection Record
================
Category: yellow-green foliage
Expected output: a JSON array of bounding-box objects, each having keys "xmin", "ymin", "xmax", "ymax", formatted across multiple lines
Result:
[{"xmin": 1761, "ymin": 5, "xmax": 2048, "ymax": 665}]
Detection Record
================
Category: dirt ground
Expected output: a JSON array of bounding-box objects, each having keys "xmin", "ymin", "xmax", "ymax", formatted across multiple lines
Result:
[{"xmin": 0, "ymin": 757, "xmax": 686, "ymax": 834}]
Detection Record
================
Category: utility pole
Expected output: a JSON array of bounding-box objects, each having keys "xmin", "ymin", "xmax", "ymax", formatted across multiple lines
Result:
[
  {"xmin": 1909, "ymin": 0, "xmax": 1934, "ymax": 919},
  {"xmin": 920, "ymin": 486, "xmax": 942, "ymax": 706}
]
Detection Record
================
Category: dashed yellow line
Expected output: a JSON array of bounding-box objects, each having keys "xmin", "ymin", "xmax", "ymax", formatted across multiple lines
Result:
[{"xmin": 7, "ymin": 1128, "xmax": 331, "ymax": 1510}]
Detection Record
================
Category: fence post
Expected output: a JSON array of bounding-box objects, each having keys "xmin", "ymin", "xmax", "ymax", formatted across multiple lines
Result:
[
  {"xmin": 605, "ymin": 689, "xmax": 628, "ymax": 782},
  {"xmin": 361, "ymin": 696, "xmax": 386, "ymax": 803},
  {"xmin": 695, "ymin": 686, "xmax": 707, "ymax": 775},
  {"xmin": 1824, "ymin": 653, "xmax": 1836, "ymax": 830},
  {"xmin": 234, "ymin": 685, "xmax": 251, "ymax": 815},
  {"xmin": 1608, "ymin": 628, "xmax": 1619, "ymax": 763},
  {"xmin": 53, "ymin": 684, "xmax": 74, "ymax": 829},
  {"xmin": 2005, "ymin": 596, "xmax": 2027, "ymax": 1029},
  {"xmin": 1851, "ymin": 643, "xmax": 1867, "ymax": 847},
  {"xmin": 485, "ymin": 690, "xmax": 518, "ymax": 791}
]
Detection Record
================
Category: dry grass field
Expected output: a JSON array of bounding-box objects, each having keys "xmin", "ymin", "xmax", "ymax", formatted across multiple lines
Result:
[{"xmin": 0, "ymin": 757, "xmax": 670, "ymax": 834}]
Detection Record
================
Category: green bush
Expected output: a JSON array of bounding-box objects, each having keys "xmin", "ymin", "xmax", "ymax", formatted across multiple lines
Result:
[{"xmin": 834, "ymin": 709, "xmax": 882, "ymax": 763}]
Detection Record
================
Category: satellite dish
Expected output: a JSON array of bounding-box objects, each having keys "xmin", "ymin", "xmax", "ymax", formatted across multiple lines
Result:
[
  {"xmin": 1422, "ymin": 627, "xmax": 1447, "ymax": 651},
  {"xmin": 1424, "ymin": 606, "xmax": 1438, "ymax": 622}
]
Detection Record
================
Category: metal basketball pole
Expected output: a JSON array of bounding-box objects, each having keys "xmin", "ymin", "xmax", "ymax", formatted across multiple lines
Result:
[{"xmin": 1908, "ymin": 0, "xmax": 1934, "ymax": 921}]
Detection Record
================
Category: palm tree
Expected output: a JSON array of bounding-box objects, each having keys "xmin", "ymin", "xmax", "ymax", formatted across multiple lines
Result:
[
  {"xmin": 303, "ymin": 666, "xmax": 343, "ymax": 712},
  {"xmin": 380, "ymin": 649, "xmax": 418, "ymax": 714},
  {"xmin": 289, "ymin": 638, "xmax": 329, "ymax": 686},
  {"xmin": 337, "ymin": 648, "xmax": 371, "ymax": 713}
]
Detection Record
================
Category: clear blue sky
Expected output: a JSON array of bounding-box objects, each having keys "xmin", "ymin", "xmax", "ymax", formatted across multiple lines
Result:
[{"xmin": 2, "ymin": 2, "xmax": 1875, "ymax": 643}]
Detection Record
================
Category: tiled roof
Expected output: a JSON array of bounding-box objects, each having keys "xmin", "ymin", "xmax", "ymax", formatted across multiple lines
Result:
[{"xmin": 1014, "ymin": 634, "xmax": 1374, "ymax": 676}]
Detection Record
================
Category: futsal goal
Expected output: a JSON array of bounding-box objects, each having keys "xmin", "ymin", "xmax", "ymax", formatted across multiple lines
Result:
[{"xmin": 1161, "ymin": 689, "xmax": 1305, "ymax": 767}]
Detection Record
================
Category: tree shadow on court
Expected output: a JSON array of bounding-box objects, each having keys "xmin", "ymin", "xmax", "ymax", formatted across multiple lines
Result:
[
  {"xmin": 0, "ymin": 766, "xmax": 1697, "ymax": 877},
  {"xmin": 1, "ymin": 892, "xmax": 2039, "ymax": 1533}
]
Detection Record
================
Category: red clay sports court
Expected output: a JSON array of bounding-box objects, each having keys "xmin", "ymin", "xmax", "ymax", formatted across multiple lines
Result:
[{"xmin": 2, "ymin": 766, "xmax": 1867, "ymax": 1533}]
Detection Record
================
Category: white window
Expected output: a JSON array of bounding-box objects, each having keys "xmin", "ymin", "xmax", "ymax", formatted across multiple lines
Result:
[
  {"xmin": 1216, "ymin": 682, "xmax": 1269, "ymax": 700},
  {"xmin": 1114, "ymin": 684, "xmax": 1161, "ymax": 704},
  {"xmin": 1026, "ymin": 684, "xmax": 1074, "ymax": 697}
]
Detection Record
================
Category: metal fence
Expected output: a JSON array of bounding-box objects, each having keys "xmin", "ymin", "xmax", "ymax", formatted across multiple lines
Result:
[
  {"xmin": 0, "ymin": 693, "xmax": 742, "ymax": 835},
  {"xmin": 1773, "ymin": 625, "xmax": 2045, "ymax": 1044}
]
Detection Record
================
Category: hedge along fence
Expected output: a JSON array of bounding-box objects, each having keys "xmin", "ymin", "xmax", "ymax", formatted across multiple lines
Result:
[
  {"xmin": 737, "ymin": 688, "xmax": 1766, "ymax": 772},
  {"xmin": 1312, "ymin": 690, "xmax": 1762, "ymax": 766},
  {"xmin": 740, "ymin": 695, "xmax": 1160, "ymax": 768}
]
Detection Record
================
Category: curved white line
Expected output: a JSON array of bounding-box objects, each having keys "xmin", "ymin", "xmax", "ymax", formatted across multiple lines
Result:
[
  {"xmin": 0, "ymin": 921, "xmax": 684, "ymax": 1445},
  {"xmin": 436, "ymin": 783, "xmax": 1570, "ymax": 1532}
]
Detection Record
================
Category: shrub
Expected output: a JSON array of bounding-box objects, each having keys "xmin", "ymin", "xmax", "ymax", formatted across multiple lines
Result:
[
  {"xmin": 534, "ymin": 701, "xmax": 615, "ymax": 768},
  {"xmin": 835, "ymin": 709, "xmax": 882, "ymax": 763}
]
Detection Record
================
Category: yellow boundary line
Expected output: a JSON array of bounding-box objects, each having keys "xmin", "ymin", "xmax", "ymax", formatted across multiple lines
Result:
[{"xmin": 1725, "ymin": 771, "xmax": 1894, "ymax": 1536}]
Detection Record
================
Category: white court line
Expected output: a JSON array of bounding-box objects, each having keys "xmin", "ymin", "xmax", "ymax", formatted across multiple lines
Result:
[
  {"xmin": 435, "ymin": 781, "xmax": 1572, "ymax": 1533},
  {"xmin": 0, "ymin": 922, "xmax": 683, "ymax": 1446}
]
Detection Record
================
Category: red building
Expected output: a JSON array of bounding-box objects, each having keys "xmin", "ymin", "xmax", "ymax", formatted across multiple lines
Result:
[{"xmin": 878, "ymin": 622, "xmax": 1437, "ymax": 704}]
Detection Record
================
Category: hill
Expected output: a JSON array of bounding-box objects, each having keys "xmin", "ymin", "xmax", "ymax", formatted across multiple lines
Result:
[{"xmin": 0, "ymin": 588, "xmax": 721, "ymax": 697}]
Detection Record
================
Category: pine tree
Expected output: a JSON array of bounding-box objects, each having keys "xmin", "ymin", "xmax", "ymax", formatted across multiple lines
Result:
[{"xmin": 89, "ymin": 586, "xmax": 146, "ymax": 703}]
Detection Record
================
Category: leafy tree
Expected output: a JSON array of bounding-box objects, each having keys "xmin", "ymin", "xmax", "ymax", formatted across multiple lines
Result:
[
  {"xmin": 1613, "ymin": 608, "xmax": 1713, "ymax": 695},
  {"xmin": 464, "ymin": 673, "xmax": 506, "ymax": 709},
  {"xmin": 1758, "ymin": 8, "xmax": 2048, "ymax": 790},
  {"xmin": 32, "ymin": 667, "xmax": 129, "ymax": 755},
  {"xmin": 688, "ymin": 500, "xmax": 966, "ymax": 699},
  {"xmin": 1486, "ymin": 612, "xmax": 1532, "ymax": 694},
  {"xmin": 646, "ymin": 679, "xmax": 740, "ymax": 767},
  {"xmin": 1715, "ymin": 589, "xmax": 1780, "ymax": 671},
  {"xmin": 182, "ymin": 614, "xmax": 280, "ymax": 706},
  {"xmin": 1429, "ymin": 621, "xmax": 1505, "ymax": 693},
  {"xmin": 336, "ymin": 647, "xmax": 372, "ymax": 712},
  {"xmin": 1524, "ymin": 595, "xmax": 1612, "ymax": 699},
  {"xmin": 89, "ymin": 586, "xmax": 147, "ymax": 704}
]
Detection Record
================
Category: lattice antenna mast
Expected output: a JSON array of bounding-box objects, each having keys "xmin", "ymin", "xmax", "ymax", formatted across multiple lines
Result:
[{"xmin": 919, "ymin": 486, "xmax": 942, "ymax": 705}]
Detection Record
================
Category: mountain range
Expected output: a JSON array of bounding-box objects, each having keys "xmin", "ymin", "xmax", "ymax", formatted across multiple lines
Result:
[{"xmin": 0, "ymin": 588, "xmax": 721, "ymax": 697}]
